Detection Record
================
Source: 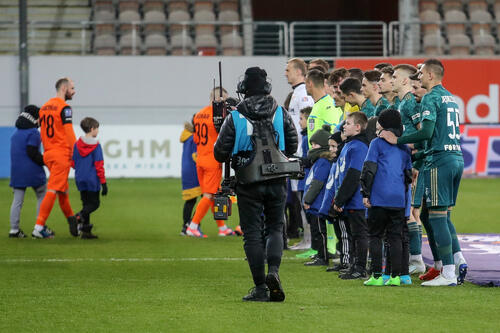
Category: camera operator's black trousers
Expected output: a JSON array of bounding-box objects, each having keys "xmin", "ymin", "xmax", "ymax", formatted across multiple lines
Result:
[
  {"xmin": 236, "ymin": 178, "xmax": 287, "ymax": 288},
  {"xmin": 367, "ymin": 207, "xmax": 405, "ymax": 277}
]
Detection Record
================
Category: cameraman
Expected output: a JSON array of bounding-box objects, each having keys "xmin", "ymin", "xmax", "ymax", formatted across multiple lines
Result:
[{"xmin": 214, "ymin": 67, "xmax": 298, "ymax": 302}]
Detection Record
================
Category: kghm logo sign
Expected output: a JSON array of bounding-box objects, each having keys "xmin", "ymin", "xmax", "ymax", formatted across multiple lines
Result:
[{"xmin": 103, "ymin": 139, "xmax": 170, "ymax": 158}]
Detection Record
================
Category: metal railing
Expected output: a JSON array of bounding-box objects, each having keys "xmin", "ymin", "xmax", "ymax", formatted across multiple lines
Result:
[{"xmin": 289, "ymin": 21, "xmax": 387, "ymax": 58}]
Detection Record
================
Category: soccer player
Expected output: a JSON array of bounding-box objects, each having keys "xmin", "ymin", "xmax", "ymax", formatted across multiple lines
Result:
[
  {"xmin": 305, "ymin": 69, "xmax": 342, "ymax": 147},
  {"xmin": 392, "ymin": 64, "xmax": 427, "ymax": 273},
  {"xmin": 328, "ymin": 68, "xmax": 360, "ymax": 122},
  {"xmin": 285, "ymin": 58, "xmax": 314, "ymax": 139},
  {"xmin": 308, "ymin": 58, "xmax": 329, "ymax": 73},
  {"xmin": 380, "ymin": 59, "xmax": 468, "ymax": 286},
  {"xmin": 32, "ymin": 78, "xmax": 79, "ymax": 239},
  {"xmin": 9, "ymin": 105, "xmax": 46, "ymax": 238},
  {"xmin": 361, "ymin": 70, "xmax": 390, "ymax": 118},
  {"xmin": 374, "ymin": 63, "xmax": 392, "ymax": 72},
  {"xmin": 185, "ymin": 87, "xmax": 234, "ymax": 238},
  {"xmin": 378, "ymin": 66, "xmax": 400, "ymax": 112},
  {"xmin": 340, "ymin": 78, "xmax": 374, "ymax": 118}
]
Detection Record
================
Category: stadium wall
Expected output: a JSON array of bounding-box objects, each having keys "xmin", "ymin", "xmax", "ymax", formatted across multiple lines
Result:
[{"xmin": 1, "ymin": 56, "xmax": 499, "ymax": 178}]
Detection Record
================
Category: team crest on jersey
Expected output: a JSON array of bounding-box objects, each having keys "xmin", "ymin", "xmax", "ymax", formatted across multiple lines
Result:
[
  {"xmin": 64, "ymin": 107, "xmax": 72, "ymax": 117},
  {"xmin": 308, "ymin": 118, "xmax": 315, "ymax": 131}
]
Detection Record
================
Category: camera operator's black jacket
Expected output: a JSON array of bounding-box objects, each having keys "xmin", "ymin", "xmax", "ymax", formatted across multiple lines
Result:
[{"xmin": 214, "ymin": 94, "xmax": 298, "ymax": 163}]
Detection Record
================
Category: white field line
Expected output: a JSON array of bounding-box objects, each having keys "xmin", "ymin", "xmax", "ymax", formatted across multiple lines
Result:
[{"xmin": 0, "ymin": 256, "xmax": 303, "ymax": 263}]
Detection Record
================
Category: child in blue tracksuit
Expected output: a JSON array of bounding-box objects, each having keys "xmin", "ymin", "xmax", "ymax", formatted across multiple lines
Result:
[
  {"xmin": 72, "ymin": 117, "xmax": 107, "ymax": 239},
  {"xmin": 319, "ymin": 130, "xmax": 352, "ymax": 271},
  {"xmin": 9, "ymin": 105, "xmax": 46, "ymax": 238},
  {"xmin": 302, "ymin": 125, "xmax": 333, "ymax": 266},
  {"xmin": 180, "ymin": 119, "xmax": 201, "ymax": 235},
  {"xmin": 360, "ymin": 109, "xmax": 413, "ymax": 286},
  {"xmin": 333, "ymin": 112, "xmax": 370, "ymax": 279}
]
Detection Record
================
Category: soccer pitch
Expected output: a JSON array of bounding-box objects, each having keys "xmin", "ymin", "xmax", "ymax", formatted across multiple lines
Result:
[{"xmin": 1, "ymin": 178, "xmax": 500, "ymax": 332}]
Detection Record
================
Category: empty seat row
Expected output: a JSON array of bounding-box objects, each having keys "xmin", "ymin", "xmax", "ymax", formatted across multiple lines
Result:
[
  {"xmin": 422, "ymin": 31, "xmax": 497, "ymax": 54},
  {"xmin": 420, "ymin": 0, "xmax": 499, "ymax": 13},
  {"xmin": 94, "ymin": 32, "xmax": 243, "ymax": 55}
]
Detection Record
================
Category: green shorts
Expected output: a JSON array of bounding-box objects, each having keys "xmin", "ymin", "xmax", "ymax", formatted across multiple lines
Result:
[
  {"xmin": 424, "ymin": 158, "xmax": 464, "ymax": 208},
  {"xmin": 411, "ymin": 170, "xmax": 425, "ymax": 208}
]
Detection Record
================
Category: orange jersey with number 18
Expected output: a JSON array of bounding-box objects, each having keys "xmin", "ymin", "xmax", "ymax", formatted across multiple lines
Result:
[
  {"xmin": 39, "ymin": 97, "xmax": 76, "ymax": 156},
  {"xmin": 193, "ymin": 105, "xmax": 220, "ymax": 168}
]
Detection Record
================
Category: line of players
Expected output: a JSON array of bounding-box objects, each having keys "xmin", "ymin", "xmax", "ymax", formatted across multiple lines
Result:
[{"xmin": 282, "ymin": 57, "xmax": 468, "ymax": 286}]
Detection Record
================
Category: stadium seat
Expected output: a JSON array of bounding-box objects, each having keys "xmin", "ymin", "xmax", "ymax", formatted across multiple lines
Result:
[
  {"xmin": 94, "ymin": 9, "xmax": 115, "ymax": 34},
  {"xmin": 94, "ymin": 33, "xmax": 116, "ymax": 55},
  {"xmin": 221, "ymin": 32, "xmax": 243, "ymax": 49},
  {"xmin": 144, "ymin": 10, "xmax": 166, "ymax": 35},
  {"xmin": 423, "ymin": 33, "xmax": 446, "ymax": 54},
  {"xmin": 118, "ymin": 0, "xmax": 139, "ymax": 13},
  {"xmin": 469, "ymin": 9, "xmax": 493, "ymax": 35},
  {"xmin": 193, "ymin": 0, "xmax": 214, "ymax": 12},
  {"xmin": 222, "ymin": 47, "xmax": 243, "ymax": 56},
  {"xmin": 168, "ymin": 9, "xmax": 191, "ymax": 34},
  {"xmin": 448, "ymin": 33, "xmax": 472, "ymax": 55},
  {"xmin": 93, "ymin": 0, "xmax": 113, "ymax": 12},
  {"xmin": 119, "ymin": 32, "xmax": 143, "ymax": 55},
  {"xmin": 143, "ymin": 0, "xmax": 165, "ymax": 13},
  {"xmin": 195, "ymin": 33, "xmax": 217, "ymax": 55},
  {"xmin": 193, "ymin": 9, "xmax": 216, "ymax": 22},
  {"xmin": 467, "ymin": 0, "xmax": 488, "ymax": 12},
  {"xmin": 219, "ymin": 1, "xmax": 239, "ymax": 12},
  {"xmin": 170, "ymin": 32, "xmax": 193, "ymax": 55},
  {"xmin": 444, "ymin": 9, "xmax": 467, "ymax": 36},
  {"xmin": 167, "ymin": 0, "xmax": 189, "ymax": 12},
  {"xmin": 119, "ymin": 9, "xmax": 141, "ymax": 34},
  {"xmin": 419, "ymin": 10, "xmax": 442, "ymax": 34},
  {"xmin": 145, "ymin": 33, "xmax": 168, "ymax": 55},
  {"xmin": 472, "ymin": 32, "xmax": 497, "ymax": 54},
  {"xmin": 442, "ymin": 0, "xmax": 464, "ymax": 11},
  {"xmin": 218, "ymin": 9, "xmax": 240, "ymax": 22}
]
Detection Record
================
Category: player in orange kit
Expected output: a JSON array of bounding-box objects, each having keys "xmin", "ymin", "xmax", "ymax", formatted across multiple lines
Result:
[
  {"xmin": 185, "ymin": 87, "xmax": 235, "ymax": 237},
  {"xmin": 32, "ymin": 78, "xmax": 79, "ymax": 238}
]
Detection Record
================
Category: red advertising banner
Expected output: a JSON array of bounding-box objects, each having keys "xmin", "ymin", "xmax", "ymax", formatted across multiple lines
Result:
[{"xmin": 335, "ymin": 59, "xmax": 500, "ymax": 124}]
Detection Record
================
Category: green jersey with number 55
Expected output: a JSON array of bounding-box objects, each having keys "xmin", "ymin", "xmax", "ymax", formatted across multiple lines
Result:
[{"xmin": 420, "ymin": 84, "xmax": 462, "ymax": 166}]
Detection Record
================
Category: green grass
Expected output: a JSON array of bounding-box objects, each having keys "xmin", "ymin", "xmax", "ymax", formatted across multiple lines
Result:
[{"xmin": 1, "ymin": 178, "xmax": 499, "ymax": 332}]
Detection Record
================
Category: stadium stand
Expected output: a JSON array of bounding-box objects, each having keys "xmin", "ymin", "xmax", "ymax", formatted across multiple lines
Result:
[{"xmin": 0, "ymin": 0, "xmax": 91, "ymax": 55}]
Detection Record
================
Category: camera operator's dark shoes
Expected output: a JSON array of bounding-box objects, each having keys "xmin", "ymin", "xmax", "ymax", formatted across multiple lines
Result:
[
  {"xmin": 266, "ymin": 273, "xmax": 285, "ymax": 302},
  {"xmin": 67, "ymin": 215, "xmax": 79, "ymax": 237},
  {"xmin": 304, "ymin": 258, "xmax": 327, "ymax": 266},
  {"xmin": 242, "ymin": 287, "xmax": 269, "ymax": 302}
]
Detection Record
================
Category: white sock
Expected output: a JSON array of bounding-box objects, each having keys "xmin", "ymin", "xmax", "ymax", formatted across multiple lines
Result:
[
  {"xmin": 453, "ymin": 251, "xmax": 466, "ymax": 264},
  {"xmin": 9, "ymin": 229, "xmax": 19, "ymax": 234},
  {"xmin": 442, "ymin": 264, "xmax": 456, "ymax": 280},
  {"xmin": 188, "ymin": 222, "xmax": 199, "ymax": 230},
  {"xmin": 410, "ymin": 254, "xmax": 423, "ymax": 262},
  {"xmin": 434, "ymin": 260, "xmax": 443, "ymax": 271},
  {"xmin": 34, "ymin": 224, "xmax": 44, "ymax": 232},
  {"xmin": 219, "ymin": 225, "xmax": 228, "ymax": 231}
]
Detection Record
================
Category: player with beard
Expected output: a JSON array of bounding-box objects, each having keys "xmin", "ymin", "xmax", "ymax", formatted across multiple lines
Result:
[{"xmin": 32, "ymin": 78, "xmax": 79, "ymax": 238}]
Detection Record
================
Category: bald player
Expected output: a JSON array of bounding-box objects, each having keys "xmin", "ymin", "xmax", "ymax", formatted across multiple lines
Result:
[{"xmin": 32, "ymin": 78, "xmax": 79, "ymax": 238}]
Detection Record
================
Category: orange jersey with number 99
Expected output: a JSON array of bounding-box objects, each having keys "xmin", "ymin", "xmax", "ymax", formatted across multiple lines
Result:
[
  {"xmin": 193, "ymin": 105, "xmax": 220, "ymax": 168},
  {"xmin": 39, "ymin": 97, "xmax": 76, "ymax": 156}
]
